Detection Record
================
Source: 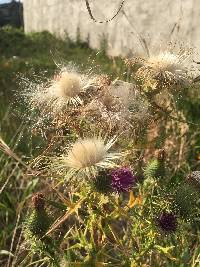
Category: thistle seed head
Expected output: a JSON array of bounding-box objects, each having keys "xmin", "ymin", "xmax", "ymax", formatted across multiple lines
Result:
[
  {"xmin": 136, "ymin": 49, "xmax": 192, "ymax": 92},
  {"xmin": 54, "ymin": 136, "xmax": 122, "ymax": 180},
  {"xmin": 50, "ymin": 72, "xmax": 82, "ymax": 99}
]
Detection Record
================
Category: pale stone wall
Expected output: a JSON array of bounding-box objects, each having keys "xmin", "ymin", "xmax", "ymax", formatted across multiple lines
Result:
[{"xmin": 23, "ymin": 0, "xmax": 200, "ymax": 57}]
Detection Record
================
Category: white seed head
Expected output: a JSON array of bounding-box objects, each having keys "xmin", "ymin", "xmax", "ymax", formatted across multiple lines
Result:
[
  {"xmin": 65, "ymin": 138, "xmax": 107, "ymax": 168},
  {"xmin": 136, "ymin": 49, "xmax": 192, "ymax": 91},
  {"xmin": 50, "ymin": 72, "xmax": 82, "ymax": 99},
  {"xmin": 146, "ymin": 52, "xmax": 184, "ymax": 73},
  {"xmin": 22, "ymin": 69, "xmax": 88, "ymax": 120},
  {"xmin": 146, "ymin": 52, "xmax": 181, "ymax": 71},
  {"xmin": 58, "ymin": 137, "xmax": 121, "ymax": 179}
]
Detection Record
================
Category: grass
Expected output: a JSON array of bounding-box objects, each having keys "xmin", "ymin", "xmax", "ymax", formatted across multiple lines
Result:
[{"xmin": 0, "ymin": 26, "xmax": 200, "ymax": 266}]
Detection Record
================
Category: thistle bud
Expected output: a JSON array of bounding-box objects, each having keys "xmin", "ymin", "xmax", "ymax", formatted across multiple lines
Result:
[
  {"xmin": 174, "ymin": 184, "xmax": 198, "ymax": 218},
  {"xmin": 92, "ymin": 169, "xmax": 112, "ymax": 194},
  {"xmin": 144, "ymin": 149, "xmax": 165, "ymax": 179},
  {"xmin": 157, "ymin": 149, "xmax": 165, "ymax": 161},
  {"xmin": 157, "ymin": 211, "xmax": 177, "ymax": 233},
  {"xmin": 24, "ymin": 193, "xmax": 51, "ymax": 239}
]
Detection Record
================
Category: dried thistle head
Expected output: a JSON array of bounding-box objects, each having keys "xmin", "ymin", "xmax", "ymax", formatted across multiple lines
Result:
[
  {"xmin": 82, "ymin": 80, "xmax": 150, "ymax": 134},
  {"xmin": 81, "ymin": 99, "xmax": 127, "ymax": 136},
  {"xmin": 53, "ymin": 136, "xmax": 122, "ymax": 180},
  {"xmin": 21, "ymin": 66, "xmax": 93, "ymax": 120},
  {"xmin": 146, "ymin": 52, "xmax": 185, "ymax": 73},
  {"xmin": 124, "ymin": 57, "xmax": 144, "ymax": 68},
  {"xmin": 157, "ymin": 149, "xmax": 165, "ymax": 161},
  {"xmin": 107, "ymin": 80, "xmax": 137, "ymax": 110},
  {"xmin": 32, "ymin": 193, "xmax": 45, "ymax": 210},
  {"xmin": 43, "ymin": 70, "xmax": 86, "ymax": 110},
  {"xmin": 94, "ymin": 74, "xmax": 112, "ymax": 89},
  {"xmin": 152, "ymin": 88, "xmax": 172, "ymax": 110},
  {"xmin": 135, "ymin": 49, "xmax": 192, "ymax": 92},
  {"xmin": 99, "ymin": 90, "xmax": 121, "ymax": 112},
  {"xmin": 50, "ymin": 72, "xmax": 82, "ymax": 100}
]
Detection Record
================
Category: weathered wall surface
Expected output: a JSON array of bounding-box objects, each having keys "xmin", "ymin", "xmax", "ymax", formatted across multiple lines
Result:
[{"xmin": 23, "ymin": 0, "xmax": 200, "ymax": 57}]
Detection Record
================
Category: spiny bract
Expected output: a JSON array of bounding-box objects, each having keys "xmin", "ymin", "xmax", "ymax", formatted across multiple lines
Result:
[
  {"xmin": 174, "ymin": 184, "xmax": 198, "ymax": 218},
  {"xmin": 92, "ymin": 169, "xmax": 112, "ymax": 194},
  {"xmin": 24, "ymin": 209, "xmax": 51, "ymax": 239},
  {"xmin": 144, "ymin": 159, "xmax": 165, "ymax": 179}
]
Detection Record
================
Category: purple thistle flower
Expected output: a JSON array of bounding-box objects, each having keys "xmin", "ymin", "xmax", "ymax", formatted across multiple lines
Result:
[
  {"xmin": 111, "ymin": 167, "xmax": 136, "ymax": 193},
  {"xmin": 157, "ymin": 211, "xmax": 177, "ymax": 233}
]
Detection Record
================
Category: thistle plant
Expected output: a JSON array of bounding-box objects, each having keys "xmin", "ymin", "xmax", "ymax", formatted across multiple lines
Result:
[
  {"xmin": 12, "ymin": 42, "xmax": 200, "ymax": 266},
  {"xmin": 23, "ymin": 193, "xmax": 60, "ymax": 266}
]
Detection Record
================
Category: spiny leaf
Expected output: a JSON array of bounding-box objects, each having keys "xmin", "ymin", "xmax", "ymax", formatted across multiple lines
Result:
[
  {"xmin": 127, "ymin": 190, "xmax": 143, "ymax": 208},
  {"xmin": 0, "ymin": 250, "xmax": 14, "ymax": 257},
  {"xmin": 0, "ymin": 136, "xmax": 28, "ymax": 168},
  {"xmin": 45, "ymin": 197, "xmax": 86, "ymax": 236},
  {"xmin": 155, "ymin": 245, "xmax": 178, "ymax": 261}
]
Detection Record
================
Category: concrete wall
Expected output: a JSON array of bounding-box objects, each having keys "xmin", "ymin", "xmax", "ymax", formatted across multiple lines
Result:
[{"xmin": 23, "ymin": 0, "xmax": 200, "ymax": 57}]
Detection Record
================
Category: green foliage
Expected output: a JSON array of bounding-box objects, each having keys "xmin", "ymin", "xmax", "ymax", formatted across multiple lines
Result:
[{"xmin": 0, "ymin": 26, "xmax": 124, "ymax": 78}]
